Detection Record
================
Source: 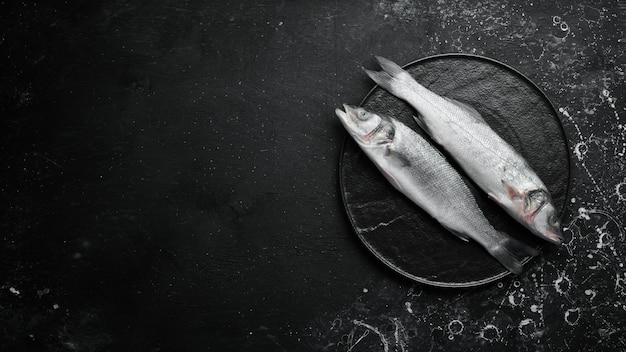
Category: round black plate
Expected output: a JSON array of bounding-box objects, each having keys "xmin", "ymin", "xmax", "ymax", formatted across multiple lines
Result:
[{"xmin": 339, "ymin": 54, "xmax": 570, "ymax": 287}]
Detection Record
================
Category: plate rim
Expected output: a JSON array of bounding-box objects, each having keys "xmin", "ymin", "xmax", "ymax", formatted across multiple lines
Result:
[{"xmin": 338, "ymin": 53, "xmax": 572, "ymax": 288}]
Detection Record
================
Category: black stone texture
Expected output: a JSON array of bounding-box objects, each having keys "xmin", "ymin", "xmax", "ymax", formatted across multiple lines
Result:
[{"xmin": 1, "ymin": 0, "xmax": 624, "ymax": 351}]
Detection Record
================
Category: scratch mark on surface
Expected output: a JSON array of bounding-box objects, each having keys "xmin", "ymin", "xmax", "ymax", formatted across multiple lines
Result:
[
  {"xmin": 353, "ymin": 320, "xmax": 389, "ymax": 352},
  {"xmin": 356, "ymin": 215, "xmax": 405, "ymax": 233}
]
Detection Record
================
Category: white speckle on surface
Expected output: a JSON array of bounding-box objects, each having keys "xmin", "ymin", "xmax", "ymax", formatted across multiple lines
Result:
[
  {"xmin": 564, "ymin": 308, "xmax": 581, "ymax": 325},
  {"xmin": 596, "ymin": 230, "xmax": 612, "ymax": 249},
  {"xmin": 9, "ymin": 287, "xmax": 20, "ymax": 295},
  {"xmin": 615, "ymin": 273, "xmax": 626, "ymax": 293},
  {"xmin": 518, "ymin": 318, "xmax": 535, "ymax": 336},
  {"xmin": 377, "ymin": 0, "xmax": 418, "ymax": 23},
  {"xmin": 578, "ymin": 207, "xmax": 591, "ymax": 220},
  {"xmin": 554, "ymin": 274, "xmax": 571, "ymax": 295},
  {"xmin": 363, "ymin": 288, "xmax": 369, "ymax": 293},
  {"xmin": 447, "ymin": 319, "xmax": 464, "ymax": 335},
  {"xmin": 574, "ymin": 142, "xmax": 588, "ymax": 160},
  {"xmin": 584, "ymin": 289, "xmax": 596, "ymax": 300},
  {"xmin": 405, "ymin": 301, "xmax": 413, "ymax": 313},
  {"xmin": 530, "ymin": 304, "xmax": 542, "ymax": 313},
  {"xmin": 614, "ymin": 181, "xmax": 626, "ymax": 203},
  {"xmin": 36, "ymin": 288, "xmax": 50, "ymax": 298},
  {"xmin": 479, "ymin": 324, "xmax": 501, "ymax": 342}
]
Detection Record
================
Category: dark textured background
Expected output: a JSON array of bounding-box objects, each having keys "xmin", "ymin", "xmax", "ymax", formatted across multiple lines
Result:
[{"xmin": 1, "ymin": 1, "xmax": 624, "ymax": 351}]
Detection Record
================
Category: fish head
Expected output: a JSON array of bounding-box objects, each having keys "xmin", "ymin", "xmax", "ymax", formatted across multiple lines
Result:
[
  {"xmin": 521, "ymin": 189, "xmax": 563, "ymax": 245},
  {"xmin": 335, "ymin": 104, "xmax": 394, "ymax": 146}
]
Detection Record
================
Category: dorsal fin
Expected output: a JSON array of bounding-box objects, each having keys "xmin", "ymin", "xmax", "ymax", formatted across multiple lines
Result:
[
  {"xmin": 412, "ymin": 114, "xmax": 432, "ymax": 135},
  {"xmin": 443, "ymin": 96, "xmax": 486, "ymax": 123}
]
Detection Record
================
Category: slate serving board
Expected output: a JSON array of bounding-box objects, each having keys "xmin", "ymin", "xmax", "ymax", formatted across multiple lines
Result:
[{"xmin": 339, "ymin": 54, "xmax": 570, "ymax": 287}]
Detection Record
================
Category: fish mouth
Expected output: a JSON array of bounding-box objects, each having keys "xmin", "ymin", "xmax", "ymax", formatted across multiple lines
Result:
[
  {"xmin": 342, "ymin": 104, "xmax": 357, "ymax": 111},
  {"xmin": 544, "ymin": 228, "xmax": 563, "ymax": 245},
  {"xmin": 335, "ymin": 104, "xmax": 358, "ymax": 125}
]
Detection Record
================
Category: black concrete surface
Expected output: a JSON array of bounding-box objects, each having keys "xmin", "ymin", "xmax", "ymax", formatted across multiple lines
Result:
[{"xmin": 1, "ymin": 1, "xmax": 625, "ymax": 351}]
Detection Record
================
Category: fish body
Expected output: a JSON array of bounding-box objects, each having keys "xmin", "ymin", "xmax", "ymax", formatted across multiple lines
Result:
[
  {"xmin": 335, "ymin": 104, "xmax": 538, "ymax": 274},
  {"xmin": 365, "ymin": 57, "xmax": 563, "ymax": 245}
]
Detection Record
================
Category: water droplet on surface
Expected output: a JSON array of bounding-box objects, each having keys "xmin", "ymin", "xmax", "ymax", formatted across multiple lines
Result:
[
  {"xmin": 479, "ymin": 324, "xmax": 501, "ymax": 342},
  {"xmin": 447, "ymin": 320, "xmax": 464, "ymax": 335},
  {"xmin": 564, "ymin": 308, "xmax": 580, "ymax": 325}
]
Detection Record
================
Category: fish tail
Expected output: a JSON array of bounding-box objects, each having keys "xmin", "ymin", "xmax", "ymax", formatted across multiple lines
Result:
[
  {"xmin": 364, "ymin": 56, "xmax": 416, "ymax": 97},
  {"xmin": 490, "ymin": 233, "xmax": 539, "ymax": 274}
]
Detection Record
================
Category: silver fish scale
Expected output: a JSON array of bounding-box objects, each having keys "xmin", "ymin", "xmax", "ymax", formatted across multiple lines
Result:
[
  {"xmin": 386, "ymin": 121, "xmax": 498, "ymax": 240},
  {"xmin": 418, "ymin": 92, "xmax": 546, "ymax": 194}
]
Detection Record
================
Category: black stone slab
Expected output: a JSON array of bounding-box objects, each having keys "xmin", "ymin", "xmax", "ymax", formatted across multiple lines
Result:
[
  {"xmin": 340, "ymin": 54, "xmax": 570, "ymax": 287},
  {"xmin": 3, "ymin": 0, "xmax": 624, "ymax": 350}
]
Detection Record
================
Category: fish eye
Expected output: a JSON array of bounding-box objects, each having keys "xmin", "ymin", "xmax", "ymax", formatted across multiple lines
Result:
[
  {"xmin": 548, "ymin": 214, "xmax": 560, "ymax": 226},
  {"xmin": 357, "ymin": 110, "xmax": 369, "ymax": 121}
]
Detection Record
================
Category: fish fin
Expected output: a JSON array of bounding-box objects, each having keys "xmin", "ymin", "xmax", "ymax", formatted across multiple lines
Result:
[
  {"xmin": 487, "ymin": 192, "xmax": 500, "ymax": 203},
  {"xmin": 375, "ymin": 56, "xmax": 405, "ymax": 75},
  {"xmin": 385, "ymin": 146, "xmax": 410, "ymax": 167},
  {"xmin": 442, "ymin": 96, "xmax": 486, "ymax": 123},
  {"xmin": 364, "ymin": 68, "xmax": 392, "ymax": 89},
  {"xmin": 364, "ymin": 56, "xmax": 414, "ymax": 96},
  {"xmin": 377, "ymin": 149, "xmax": 410, "ymax": 191},
  {"xmin": 502, "ymin": 180, "xmax": 524, "ymax": 201},
  {"xmin": 412, "ymin": 114, "xmax": 432, "ymax": 135},
  {"xmin": 490, "ymin": 233, "xmax": 539, "ymax": 274},
  {"xmin": 443, "ymin": 227, "xmax": 470, "ymax": 242}
]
